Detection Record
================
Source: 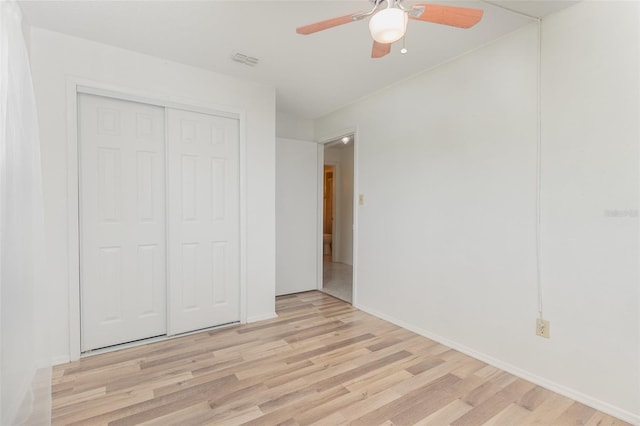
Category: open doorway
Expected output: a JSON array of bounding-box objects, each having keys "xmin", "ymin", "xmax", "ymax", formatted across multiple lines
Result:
[{"xmin": 321, "ymin": 135, "xmax": 354, "ymax": 303}]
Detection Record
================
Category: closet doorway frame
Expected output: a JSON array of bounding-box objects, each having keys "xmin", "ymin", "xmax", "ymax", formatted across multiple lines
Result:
[{"xmin": 66, "ymin": 78, "xmax": 248, "ymax": 361}]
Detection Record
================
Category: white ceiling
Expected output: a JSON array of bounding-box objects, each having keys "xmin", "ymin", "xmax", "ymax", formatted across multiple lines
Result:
[{"xmin": 19, "ymin": 0, "xmax": 577, "ymax": 119}]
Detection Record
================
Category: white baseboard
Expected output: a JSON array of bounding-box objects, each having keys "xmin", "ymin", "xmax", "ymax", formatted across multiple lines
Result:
[
  {"xmin": 355, "ymin": 303, "xmax": 640, "ymax": 425},
  {"xmin": 246, "ymin": 312, "xmax": 278, "ymax": 323}
]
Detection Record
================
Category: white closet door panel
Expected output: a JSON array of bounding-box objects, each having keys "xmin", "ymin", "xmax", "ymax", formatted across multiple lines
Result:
[
  {"xmin": 167, "ymin": 108, "xmax": 240, "ymax": 335},
  {"xmin": 79, "ymin": 94, "xmax": 166, "ymax": 351}
]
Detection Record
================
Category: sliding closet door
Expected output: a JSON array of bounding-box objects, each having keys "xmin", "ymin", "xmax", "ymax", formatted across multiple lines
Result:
[
  {"xmin": 79, "ymin": 94, "xmax": 166, "ymax": 351},
  {"xmin": 167, "ymin": 108, "xmax": 240, "ymax": 335}
]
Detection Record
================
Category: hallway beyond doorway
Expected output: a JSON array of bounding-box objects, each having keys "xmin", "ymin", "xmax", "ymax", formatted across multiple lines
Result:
[{"xmin": 322, "ymin": 258, "xmax": 352, "ymax": 303}]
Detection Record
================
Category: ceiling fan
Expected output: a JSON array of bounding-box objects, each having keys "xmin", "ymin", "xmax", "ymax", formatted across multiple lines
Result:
[{"xmin": 296, "ymin": 0, "xmax": 483, "ymax": 59}]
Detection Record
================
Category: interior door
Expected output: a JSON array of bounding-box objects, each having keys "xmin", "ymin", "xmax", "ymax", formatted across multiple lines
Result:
[
  {"xmin": 79, "ymin": 93, "xmax": 166, "ymax": 351},
  {"xmin": 167, "ymin": 108, "xmax": 240, "ymax": 335}
]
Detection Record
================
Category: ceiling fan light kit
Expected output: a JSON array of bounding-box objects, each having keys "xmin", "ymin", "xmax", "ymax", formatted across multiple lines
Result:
[
  {"xmin": 296, "ymin": 0, "xmax": 484, "ymax": 59},
  {"xmin": 369, "ymin": 7, "xmax": 408, "ymax": 44}
]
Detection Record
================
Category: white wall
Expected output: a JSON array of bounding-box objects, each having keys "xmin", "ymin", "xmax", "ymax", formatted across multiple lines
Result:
[
  {"xmin": 276, "ymin": 111, "xmax": 315, "ymax": 141},
  {"xmin": 275, "ymin": 138, "xmax": 318, "ymax": 295},
  {"xmin": 315, "ymin": 2, "xmax": 639, "ymax": 422},
  {"xmin": 325, "ymin": 143, "xmax": 354, "ymax": 265},
  {"xmin": 29, "ymin": 27, "xmax": 277, "ymax": 363},
  {"xmin": 539, "ymin": 2, "xmax": 639, "ymax": 417}
]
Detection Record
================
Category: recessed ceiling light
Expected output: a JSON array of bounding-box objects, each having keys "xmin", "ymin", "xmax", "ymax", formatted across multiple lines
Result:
[{"xmin": 342, "ymin": 137, "xmax": 349, "ymax": 144}]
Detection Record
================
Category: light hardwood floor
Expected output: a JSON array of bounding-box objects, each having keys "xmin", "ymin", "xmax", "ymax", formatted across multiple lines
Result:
[{"xmin": 52, "ymin": 292, "xmax": 629, "ymax": 425}]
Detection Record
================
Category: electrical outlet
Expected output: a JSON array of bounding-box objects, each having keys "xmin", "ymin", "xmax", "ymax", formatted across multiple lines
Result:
[
  {"xmin": 536, "ymin": 318, "xmax": 550, "ymax": 338},
  {"xmin": 358, "ymin": 194, "xmax": 365, "ymax": 206}
]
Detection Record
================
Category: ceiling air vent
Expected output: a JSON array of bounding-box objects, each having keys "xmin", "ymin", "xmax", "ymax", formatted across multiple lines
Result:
[{"xmin": 231, "ymin": 52, "xmax": 259, "ymax": 67}]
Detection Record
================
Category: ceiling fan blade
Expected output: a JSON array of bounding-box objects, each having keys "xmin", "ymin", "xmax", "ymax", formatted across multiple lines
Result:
[
  {"xmin": 371, "ymin": 41, "xmax": 391, "ymax": 59},
  {"xmin": 409, "ymin": 4, "xmax": 483, "ymax": 29},
  {"xmin": 296, "ymin": 13, "xmax": 360, "ymax": 35}
]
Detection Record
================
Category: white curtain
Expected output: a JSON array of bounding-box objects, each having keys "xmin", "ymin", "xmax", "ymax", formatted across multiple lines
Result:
[{"xmin": 0, "ymin": 1, "xmax": 51, "ymax": 425}]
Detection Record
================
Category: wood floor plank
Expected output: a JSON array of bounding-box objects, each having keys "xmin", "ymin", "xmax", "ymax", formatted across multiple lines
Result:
[
  {"xmin": 52, "ymin": 386, "xmax": 106, "ymax": 409},
  {"xmin": 450, "ymin": 378, "xmax": 536, "ymax": 426},
  {"xmin": 337, "ymin": 387, "xmax": 404, "ymax": 421},
  {"xmin": 519, "ymin": 392, "xmax": 576, "ymax": 425},
  {"xmin": 53, "ymin": 391, "xmax": 154, "ymax": 424},
  {"xmin": 480, "ymin": 402, "xmax": 532, "ymax": 426},
  {"xmin": 183, "ymin": 377, "xmax": 310, "ymax": 425},
  {"xmin": 462, "ymin": 371, "xmax": 518, "ymax": 407},
  {"xmin": 387, "ymin": 382, "xmax": 463, "ymax": 425},
  {"xmin": 282, "ymin": 333, "xmax": 375, "ymax": 364},
  {"xmin": 585, "ymin": 411, "xmax": 630, "ymax": 426},
  {"xmin": 386, "ymin": 372, "xmax": 487, "ymax": 425},
  {"xmin": 51, "ymin": 291, "xmax": 631, "ymax": 426},
  {"xmin": 311, "ymin": 350, "xmax": 413, "ymax": 392},
  {"xmin": 137, "ymin": 400, "xmax": 212, "ymax": 426},
  {"xmin": 415, "ymin": 398, "xmax": 474, "ymax": 425},
  {"xmin": 344, "ymin": 363, "xmax": 415, "ymax": 395},
  {"xmin": 350, "ymin": 373, "xmax": 462, "ymax": 425},
  {"xmin": 242, "ymin": 386, "xmax": 350, "ymax": 426},
  {"xmin": 69, "ymin": 374, "xmax": 238, "ymax": 425},
  {"xmin": 518, "ymin": 385, "xmax": 554, "ymax": 411},
  {"xmin": 552, "ymin": 401, "xmax": 597, "ymax": 425},
  {"xmin": 406, "ymin": 356, "xmax": 446, "ymax": 375},
  {"xmin": 295, "ymin": 370, "xmax": 413, "ymax": 425}
]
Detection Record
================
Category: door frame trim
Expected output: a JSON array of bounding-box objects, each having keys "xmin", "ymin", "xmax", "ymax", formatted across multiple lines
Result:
[
  {"xmin": 66, "ymin": 77, "xmax": 248, "ymax": 361},
  {"xmin": 316, "ymin": 128, "xmax": 359, "ymax": 306}
]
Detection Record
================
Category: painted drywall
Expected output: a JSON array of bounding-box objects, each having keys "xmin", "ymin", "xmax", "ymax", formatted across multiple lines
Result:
[
  {"xmin": 275, "ymin": 138, "xmax": 318, "ymax": 295},
  {"xmin": 325, "ymin": 143, "xmax": 354, "ymax": 266},
  {"xmin": 315, "ymin": 2, "xmax": 639, "ymax": 421},
  {"xmin": 28, "ymin": 27, "xmax": 276, "ymax": 363},
  {"xmin": 276, "ymin": 111, "xmax": 315, "ymax": 141},
  {"xmin": 539, "ymin": 2, "xmax": 639, "ymax": 417}
]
